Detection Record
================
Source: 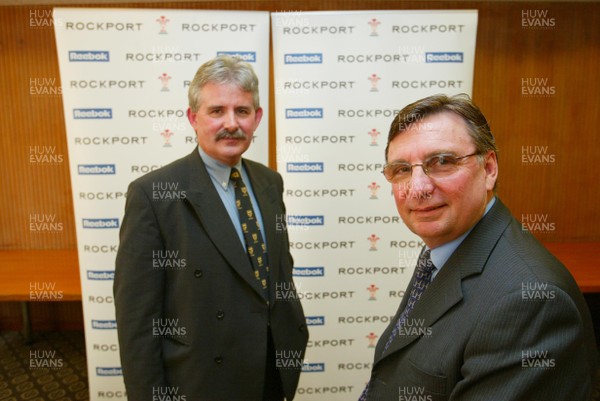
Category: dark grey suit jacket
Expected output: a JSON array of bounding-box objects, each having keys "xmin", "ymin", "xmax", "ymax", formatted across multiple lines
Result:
[
  {"xmin": 366, "ymin": 199, "xmax": 598, "ymax": 401},
  {"xmin": 114, "ymin": 150, "xmax": 308, "ymax": 401}
]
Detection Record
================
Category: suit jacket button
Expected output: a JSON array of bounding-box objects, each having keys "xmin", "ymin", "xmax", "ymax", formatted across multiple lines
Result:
[
  {"xmin": 194, "ymin": 269, "xmax": 203, "ymax": 278},
  {"xmin": 299, "ymin": 323, "xmax": 306, "ymax": 332},
  {"xmin": 216, "ymin": 310, "xmax": 225, "ymax": 319},
  {"xmin": 214, "ymin": 356, "xmax": 223, "ymax": 364}
]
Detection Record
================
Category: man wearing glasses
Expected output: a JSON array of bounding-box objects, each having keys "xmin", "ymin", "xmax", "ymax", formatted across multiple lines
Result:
[{"xmin": 359, "ymin": 94, "xmax": 597, "ymax": 400}]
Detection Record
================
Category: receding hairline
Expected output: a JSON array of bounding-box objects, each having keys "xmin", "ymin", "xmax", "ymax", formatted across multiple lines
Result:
[{"xmin": 385, "ymin": 109, "xmax": 478, "ymax": 160}]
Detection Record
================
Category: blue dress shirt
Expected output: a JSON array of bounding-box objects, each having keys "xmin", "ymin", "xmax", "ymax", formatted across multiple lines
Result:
[{"xmin": 197, "ymin": 147, "xmax": 267, "ymax": 250}]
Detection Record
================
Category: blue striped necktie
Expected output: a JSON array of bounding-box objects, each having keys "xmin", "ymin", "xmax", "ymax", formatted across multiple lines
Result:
[{"xmin": 358, "ymin": 248, "xmax": 435, "ymax": 401}]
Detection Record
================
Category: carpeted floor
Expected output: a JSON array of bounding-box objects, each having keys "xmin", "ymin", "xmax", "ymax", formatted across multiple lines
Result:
[
  {"xmin": 0, "ymin": 330, "xmax": 599, "ymax": 400},
  {"xmin": 0, "ymin": 331, "xmax": 88, "ymax": 401}
]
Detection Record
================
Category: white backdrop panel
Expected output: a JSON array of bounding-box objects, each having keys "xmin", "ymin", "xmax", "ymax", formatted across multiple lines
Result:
[
  {"xmin": 54, "ymin": 8, "xmax": 270, "ymax": 400},
  {"xmin": 272, "ymin": 10, "xmax": 478, "ymax": 400}
]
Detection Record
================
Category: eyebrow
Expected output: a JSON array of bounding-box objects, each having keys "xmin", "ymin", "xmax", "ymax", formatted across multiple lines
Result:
[
  {"xmin": 389, "ymin": 149, "xmax": 459, "ymax": 164},
  {"xmin": 204, "ymin": 104, "xmax": 252, "ymax": 111}
]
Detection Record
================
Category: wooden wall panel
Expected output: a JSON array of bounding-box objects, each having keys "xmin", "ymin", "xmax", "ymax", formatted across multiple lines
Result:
[
  {"xmin": 0, "ymin": 6, "xmax": 76, "ymax": 250},
  {"xmin": 473, "ymin": 3, "xmax": 600, "ymax": 242},
  {"xmin": 0, "ymin": 301, "xmax": 84, "ymax": 331},
  {"xmin": 0, "ymin": 1, "xmax": 598, "ymax": 252}
]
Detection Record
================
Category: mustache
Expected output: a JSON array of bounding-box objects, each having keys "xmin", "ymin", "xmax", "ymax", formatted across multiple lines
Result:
[{"xmin": 215, "ymin": 129, "xmax": 247, "ymax": 141}]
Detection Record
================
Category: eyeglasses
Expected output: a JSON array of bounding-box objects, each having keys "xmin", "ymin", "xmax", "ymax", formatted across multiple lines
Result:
[{"xmin": 382, "ymin": 152, "xmax": 480, "ymax": 183}]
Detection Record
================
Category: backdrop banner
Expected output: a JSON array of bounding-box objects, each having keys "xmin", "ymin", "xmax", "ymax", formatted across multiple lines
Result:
[
  {"xmin": 272, "ymin": 10, "xmax": 478, "ymax": 400},
  {"xmin": 54, "ymin": 8, "xmax": 270, "ymax": 400}
]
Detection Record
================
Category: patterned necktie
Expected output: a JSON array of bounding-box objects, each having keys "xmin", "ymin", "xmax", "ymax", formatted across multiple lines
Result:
[
  {"xmin": 382, "ymin": 248, "xmax": 435, "ymax": 351},
  {"xmin": 358, "ymin": 248, "xmax": 435, "ymax": 401},
  {"xmin": 230, "ymin": 167, "xmax": 270, "ymax": 300}
]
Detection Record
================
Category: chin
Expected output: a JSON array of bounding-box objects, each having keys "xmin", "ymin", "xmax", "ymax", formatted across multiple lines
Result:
[
  {"xmin": 411, "ymin": 222, "xmax": 445, "ymax": 240},
  {"xmin": 219, "ymin": 143, "xmax": 246, "ymax": 155}
]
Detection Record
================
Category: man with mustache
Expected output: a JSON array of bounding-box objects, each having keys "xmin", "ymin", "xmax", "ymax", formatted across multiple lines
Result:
[
  {"xmin": 359, "ymin": 94, "xmax": 597, "ymax": 400},
  {"xmin": 114, "ymin": 55, "xmax": 308, "ymax": 401}
]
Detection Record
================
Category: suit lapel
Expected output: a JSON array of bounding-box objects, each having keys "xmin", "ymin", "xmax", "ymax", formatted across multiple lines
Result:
[
  {"xmin": 377, "ymin": 260, "xmax": 464, "ymax": 360},
  {"xmin": 181, "ymin": 150, "xmax": 266, "ymax": 299},
  {"xmin": 375, "ymin": 199, "xmax": 513, "ymax": 364}
]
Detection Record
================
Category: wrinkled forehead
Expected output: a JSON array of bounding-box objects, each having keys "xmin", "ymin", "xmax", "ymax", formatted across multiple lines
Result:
[{"xmin": 387, "ymin": 112, "xmax": 474, "ymax": 158}]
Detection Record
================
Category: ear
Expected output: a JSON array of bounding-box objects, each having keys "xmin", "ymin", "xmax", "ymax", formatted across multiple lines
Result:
[
  {"xmin": 483, "ymin": 150, "xmax": 498, "ymax": 191},
  {"xmin": 186, "ymin": 107, "xmax": 196, "ymax": 127},
  {"xmin": 254, "ymin": 107, "xmax": 264, "ymax": 128}
]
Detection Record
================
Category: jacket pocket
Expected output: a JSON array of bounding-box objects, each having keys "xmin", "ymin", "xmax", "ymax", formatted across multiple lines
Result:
[
  {"xmin": 163, "ymin": 334, "xmax": 191, "ymax": 346},
  {"xmin": 406, "ymin": 359, "xmax": 448, "ymax": 397}
]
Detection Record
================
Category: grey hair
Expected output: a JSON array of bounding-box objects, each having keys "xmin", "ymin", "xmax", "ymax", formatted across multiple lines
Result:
[{"xmin": 188, "ymin": 55, "xmax": 260, "ymax": 112}]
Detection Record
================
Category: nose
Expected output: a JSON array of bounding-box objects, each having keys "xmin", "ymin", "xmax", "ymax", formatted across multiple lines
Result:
[
  {"xmin": 406, "ymin": 166, "xmax": 434, "ymax": 198},
  {"xmin": 223, "ymin": 110, "xmax": 239, "ymax": 132}
]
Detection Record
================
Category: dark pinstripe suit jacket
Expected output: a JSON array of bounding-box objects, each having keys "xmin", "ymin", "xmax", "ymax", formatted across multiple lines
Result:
[
  {"xmin": 114, "ymin": 150, "xmax": 307, "ymax": 401},
  {"xmin": 366, "ymin": 199, "xmax": 598, "ymax": 401}
]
